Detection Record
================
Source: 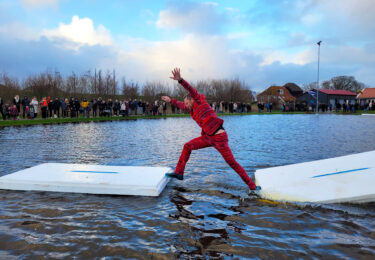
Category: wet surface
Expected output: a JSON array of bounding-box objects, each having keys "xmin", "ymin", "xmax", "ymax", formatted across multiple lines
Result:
[{"xmin": 0, "ymin": 114, "xmax": 375, "ymax": 258}]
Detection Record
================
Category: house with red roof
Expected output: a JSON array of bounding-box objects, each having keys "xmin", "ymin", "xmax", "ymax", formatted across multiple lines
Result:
[
  {"xmin": 357, "ymin": 88, "xmax": 375, "ymax": 103},
  {"xmin": 357, "ymin": 88, "xmax": 375, "ymax": 110},
  {"xmin": 257, "ymin": 84, "xmax": 302, "ymax": 109},
  {"xmin": 257, "ymin": 86, "xmax": 296, "ymax": 102},
  {"xmin": 318, "ymin": 89, "xmax": 357, "ymax": 106},
  {"xmin": 297, "ymin": 89, "xmax": 357, "ymax": 111}
]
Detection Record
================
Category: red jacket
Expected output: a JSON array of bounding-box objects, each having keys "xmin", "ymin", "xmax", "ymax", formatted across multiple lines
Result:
[
  {"xmin": 171, "ymin": 79, "xmax": 223, "ymax": 135},
  {"xmin": 41, "ymin": 99, "xmax": 47, "ymax": 107}
]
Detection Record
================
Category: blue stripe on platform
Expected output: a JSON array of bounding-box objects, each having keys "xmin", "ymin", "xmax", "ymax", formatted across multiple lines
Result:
[
  {"xmin": 72, "ymin": 170, "xmax": 119, "ymax": 174},
  {"xmin": 312, "ymin": 168, "xmax": 369, "ymax": 178}
]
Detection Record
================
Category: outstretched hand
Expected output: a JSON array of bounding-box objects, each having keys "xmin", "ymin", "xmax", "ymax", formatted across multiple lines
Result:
[
  {"xmin": 161, "ymin": 96, "xmax": 171, "ymax": 103},
  {"xmin": 170, "ymin": 68, "xmax": 182, "ymax": 81}
]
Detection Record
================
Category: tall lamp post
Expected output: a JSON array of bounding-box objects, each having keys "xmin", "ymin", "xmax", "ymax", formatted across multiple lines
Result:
[{"xmin": 316, "ymin": 41, "xmax": 322, "ymax": 114}]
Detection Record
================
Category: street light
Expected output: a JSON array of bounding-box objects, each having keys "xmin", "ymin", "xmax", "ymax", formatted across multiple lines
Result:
[{"xmin": 316, "ymin": 40, "xmax": 322, "ymax": 114}]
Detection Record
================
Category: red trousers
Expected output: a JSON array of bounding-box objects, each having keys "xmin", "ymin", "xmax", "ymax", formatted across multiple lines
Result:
[{"xmin": 175, "ymin": 132, "xmax": 256, "ymax": 190}]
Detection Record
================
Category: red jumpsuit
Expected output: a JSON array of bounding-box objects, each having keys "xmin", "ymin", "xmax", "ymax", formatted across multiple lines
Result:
[{"xmin": 171, "ymin": 79, "xmax": 256, "ymax": 190}]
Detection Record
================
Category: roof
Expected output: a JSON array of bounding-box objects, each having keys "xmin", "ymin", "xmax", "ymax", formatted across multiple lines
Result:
[
  {"xmin": 296, "ymin": 92, "xmax": 315, "ymax": 102},
  {"xmin": 283, "ymin": 83, "xmax": 303, "ymax": 94},
  {"xmin": 357, "ymin": 88, "xmax": 375, "ymax": 99},
  {"xmin": 318, "ymin": 89, "xmax": 357, "ymax": 96},
  {"xmin": 257, "ymin": 86, "xmax": 296, "ymax": 102}
]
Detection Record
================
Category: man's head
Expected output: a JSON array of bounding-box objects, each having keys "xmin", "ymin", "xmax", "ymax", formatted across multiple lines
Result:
[{"xmin": 184, "ymin": 94, "xmax": 194, "ymax": 109}]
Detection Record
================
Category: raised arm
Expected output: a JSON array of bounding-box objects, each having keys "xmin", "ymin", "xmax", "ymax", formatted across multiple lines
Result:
[
  {"xmin": 170, "ymin": 68, "xmax": 201, "ymax": 104},
  {"xmin": 161, "ymin": 95, "xmax": 190, "ymax": 112}
]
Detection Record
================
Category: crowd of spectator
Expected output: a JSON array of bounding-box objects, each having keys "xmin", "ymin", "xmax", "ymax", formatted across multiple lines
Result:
[
  {"xmin": 256, "ymin": 100, "xmax": 375, "ymax": 113},
  {"xmin": 257, "ymin": 102, "xmax": 273, "ymax": 112},
  {"xmin": 295, "ymin": 101, "xmax": 373, "ymax": 113},
  {"xmin": 1, "ymin": 94, "xmax": 374, "ymax": 121},
  {"xmin": 0, "ymin": 95, "xmax": 254, "ymax": 120}
]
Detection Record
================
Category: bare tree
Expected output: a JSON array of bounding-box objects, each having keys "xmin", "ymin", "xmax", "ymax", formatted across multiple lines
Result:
[
  {"xmin": 302, "ymin": 82, "xmax": 317, "ymax": 91},
  {"xmin": 142, "ymin": 82, "xmax": 157, "ymax": 102},
  {"xmin": 97, "ymin": 70, "xmax": 103, "ymax": 95},
  {"xmin": 0, "ymin": 72, "xmax": 20, "ymax": 90},
  {"xmin": 170, "ymin": 78, "xmax": 253, "ymax": 103},
  {"xmin": 211, "ymin": 79, "xmax": 226, "ymax": 102},
  {"xmin": 104, "ymin": 70, "xmax": 111, "ymax": 95},
  {"xmin": 65, "ymin": 72, "xmax": 78, "ymax": 95},
  {"xmin": 121, "ymin": 77, "xmax": 139, "ymax": 99},
  {"xmin": 142, "ymin": 81, "xmax": 171, "ymax": 102},
  {"xmin": 0, "ymin": 72, "xmax": 20, "ymax": 102},
  {"xmin": 112, "ymin": 69, "xmax": 118, "ymax": 95},
  {"xmin": 322, "ymin": 76, "xmax": 365, "ymax": 93},
  {"xmin": 2, "ymin": 69, "xmax": 257, "ymax": 103}
]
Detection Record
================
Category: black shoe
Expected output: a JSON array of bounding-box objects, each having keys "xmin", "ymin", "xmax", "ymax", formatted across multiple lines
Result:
[
  {"xmin": 165, "ymin": 172, "xmax": 184, "ymax": 180},
  {"xmin": 248, "ymin": 186, "xmax": 261, "ymax": 197}
]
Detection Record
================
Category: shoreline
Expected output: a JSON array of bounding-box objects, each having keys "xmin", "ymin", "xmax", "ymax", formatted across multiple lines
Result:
[{"xmin": 0, "ymin": 111, "xmax": 374, "ymax": 127}]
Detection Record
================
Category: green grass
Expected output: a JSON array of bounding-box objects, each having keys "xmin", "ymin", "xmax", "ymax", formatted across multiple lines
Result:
[{"xmin": 0, "ymin": 110, "xmax": 372, "ymax": 127}]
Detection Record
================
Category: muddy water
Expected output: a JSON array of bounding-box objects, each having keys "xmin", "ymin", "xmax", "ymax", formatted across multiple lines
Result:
[{"xmin": 0, "ymin": 114, "xmax": 375, "ymax": 259}]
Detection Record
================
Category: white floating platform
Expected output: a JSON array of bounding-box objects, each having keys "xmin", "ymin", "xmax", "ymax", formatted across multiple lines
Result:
[
  {"xmin": 362, "ymin": 113, "xmax": 375, "ymax": 116},
  {"xmin": 0, "ymin": 163, "xmax": 172, "ymax": 196},
  {"xmin": 255, "ymin": 150, "xmax": 375, "ymax": 203}
]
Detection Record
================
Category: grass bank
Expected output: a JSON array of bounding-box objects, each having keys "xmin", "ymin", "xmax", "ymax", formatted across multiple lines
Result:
[{"xmin": 0, "ymin": 110, "xmax": 373, "ymax": 127}]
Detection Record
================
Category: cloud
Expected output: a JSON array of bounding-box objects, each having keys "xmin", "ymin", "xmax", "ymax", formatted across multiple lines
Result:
[
  {"xmin": 0, "ymin": 35, "xmax": 117, "ymax": 78},
  {"xmin": 20, "ymin": 0, "xmax": 59, "ymax": 8},
  {"xmin": 122, "ymin": 34, "xmax": 247, "ymax": 80},
  {"xmin": 245, "ymin": 0, "xmax": 314, "ymax": 27},
  {"xmin": 0, "ymin": 22, "xmax": 40, "ymax": 41},
  {"xmin": 42, "ymin": 16, "xmax": 113, "ymax": 49},
  {"xmin": 1, "ymin": 5, "xmax": 375, "ymax": 94},
  {"xmin": 156, "ymin": 1, "xmax": 227, "ymax": 34},
  {"xmin": 243, "ymin": 0, "xmax": 375, "ymax": 46},
  {"xmin": 140, "ymin": 9, "xmax": 156, "ymax": 25},
  {"xmin": 319, "ymin": 0, "xmax": 375, "ymax": 32},
  {"xmin": 1, "ymin": 28, "xmax": 375, "ymax": 92}
]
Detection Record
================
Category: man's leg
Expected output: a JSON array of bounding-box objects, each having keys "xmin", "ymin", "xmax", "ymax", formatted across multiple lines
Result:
[
  {"xmin": 174, "ymin": 135, "xmax": 212, "ymax": 176},
  {"xmin": 212, "ymin": 132, "xmax": 257, "ymax": 190},
  {"xmin": 22, "ymin": 107, "xmax": 26, "ymax": 118}
]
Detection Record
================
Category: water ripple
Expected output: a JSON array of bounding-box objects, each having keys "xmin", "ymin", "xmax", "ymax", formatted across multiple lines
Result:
[{"xmin": 0, "ymin": 114, "xmax": 375, "ymax": 258}]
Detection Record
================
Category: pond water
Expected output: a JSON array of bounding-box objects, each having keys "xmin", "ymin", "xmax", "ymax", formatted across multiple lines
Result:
[{"xmin": 0, "ymin": 114, "xmax": 375, "ymax": 259}]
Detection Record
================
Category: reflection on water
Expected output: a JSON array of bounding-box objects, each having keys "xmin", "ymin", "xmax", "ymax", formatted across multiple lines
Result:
[{"xmin": 0, "ymin": 114, "xmax": 375, "ymax": 258}]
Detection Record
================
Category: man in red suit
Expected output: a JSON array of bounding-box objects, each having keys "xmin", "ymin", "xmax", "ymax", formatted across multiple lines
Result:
[{"xmin": 162, "ymin": 68, "xmax": 260, "ymax": 191}]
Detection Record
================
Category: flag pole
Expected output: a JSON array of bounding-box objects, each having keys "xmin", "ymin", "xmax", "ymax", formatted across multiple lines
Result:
[{"xmin": 316, "ymin": 41, "xmax": 322, "ymax": 114}]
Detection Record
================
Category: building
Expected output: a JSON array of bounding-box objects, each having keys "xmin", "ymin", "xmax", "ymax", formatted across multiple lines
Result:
[
  {"xmin": 357, "ymin": 88, "xmax": 375, "ymax": 106},
  {"xmin": 257, "ymin": 85, "xmax": 296, "ymax": 109},
  {"xmin": 295, "ymin": 91, "xmax": 317, "ymax": 111},
  {"xmin": 296, "ymin": 89, "xmax": 357, "ymax": 111},
  {"xmin": 317, "ymin": 89, "xmax": 357, "ymax": 107},
  {"xmin": 251, "ymin": 90, "xmax": 257, "ymax": 101},
  {"xmin": 283, "ymin": 83, "xmax": 303, "ymax": 98}
]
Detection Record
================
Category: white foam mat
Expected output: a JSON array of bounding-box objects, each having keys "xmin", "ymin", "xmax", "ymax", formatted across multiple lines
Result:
[
  {"xmin": 0, "ymin": 163, "xmax": 172, "ymax": 196},
  {"xmin": 255, "ymin": 150, "xmax": 375, "ymax": 203}
]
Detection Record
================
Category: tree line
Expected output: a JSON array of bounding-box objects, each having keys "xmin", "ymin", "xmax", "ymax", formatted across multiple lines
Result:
[
  {"xmin": 0, "ymin": 70, "xmax": 254, "ymax": 104},
  {"xmin": 303, "ymin": 75, "xmax": 366, "ymax": 93}
]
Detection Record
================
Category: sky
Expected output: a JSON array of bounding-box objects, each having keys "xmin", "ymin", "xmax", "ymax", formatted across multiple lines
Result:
[{"xmin": 0, "ymin": 0, "xmax": 374, "ymax": 92}]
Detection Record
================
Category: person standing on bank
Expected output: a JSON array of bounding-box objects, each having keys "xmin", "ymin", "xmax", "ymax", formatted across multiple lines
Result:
[
  {"xmin": 30, "ymin": 97, "xmax": 38, "ymax": 118},
  {"xmin": 13, "ymin": 95, "xmax": 21, "ymax": 118},
  {"xmin": 162, "ymin": 68, "xmax": 260, "ymax": 191},
  {"xmin": 0, "ymin": 96, "xmax": 5, "ymax": 120},
  {"xmin": 21, "ymin": 96, "xmax": 29, "ymax": 119},
  {"xmin": 53, "ymin": 97, "xmax": 61, "ymax": 118},
  {"xmin": 40, "ymin": 97, "xmax": 48, "ymax": 119}
]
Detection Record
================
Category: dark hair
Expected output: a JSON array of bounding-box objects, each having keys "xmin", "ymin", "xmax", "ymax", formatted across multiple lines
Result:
[{"xmin": 184, "ymin": 94, "xmax": 192, "ymax": 100}]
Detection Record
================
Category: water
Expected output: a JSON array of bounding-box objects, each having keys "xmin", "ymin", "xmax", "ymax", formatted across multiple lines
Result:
[{"xmin": 0, "ymin": 114, "xmax": 375, "ymax": 259}]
